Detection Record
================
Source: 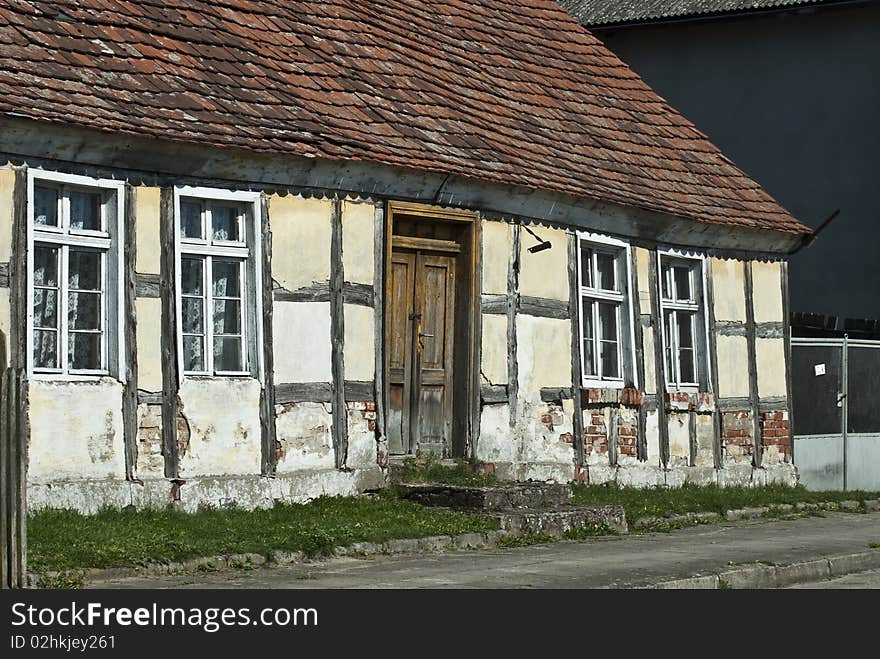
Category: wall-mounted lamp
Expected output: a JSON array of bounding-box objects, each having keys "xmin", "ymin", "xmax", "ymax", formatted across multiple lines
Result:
[{"xmin": 523, "ymin": 225, "xmax": 552, "ymax": 253}]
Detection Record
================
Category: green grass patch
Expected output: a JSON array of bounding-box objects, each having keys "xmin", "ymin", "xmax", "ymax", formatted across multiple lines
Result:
[
  {"xmin": 496, "ymin": 533, "xmax": 558, "ymax": 548},
  {"xmin": 393, "ymin": 454, "xmax": 497, "ymax": 486},
  {"xmin": 870, "ymin": 543, "xmax": 880, "ymax": 549},
  {"xmin": 28, "ymin": 493, "xmax": 498, "ymax": 572},
  {"xmin": 571, "ymin": 482, "xmax": 880, "ymax": 524}
]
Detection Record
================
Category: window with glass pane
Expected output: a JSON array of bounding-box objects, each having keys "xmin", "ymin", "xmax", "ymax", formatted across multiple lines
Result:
[
  {"xmin": 578, "ymin": 238, "xmax": 627, "ymax": 385},
  {"xmin": 660, "ymin": 256, "xmax": 703, "ymax": 388},
  {"xmin": 30, "ymin": 178, "xmax": 116, "ymax": 376},
  {"xmin": 177, "ymin": 192, "xmax": 252, "ymax": 376}
]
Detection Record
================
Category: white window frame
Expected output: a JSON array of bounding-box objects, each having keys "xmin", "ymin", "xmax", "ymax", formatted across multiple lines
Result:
[
  {"xmin": 576, "ymin": 231, "xmax": 638, "ymax": 389},
  {"xmin": 26, "ymin": 170, "xmax": 125, "ymax": 381},
  {"xmin": 174, "ymin": 186, "xmax": 263, "ymax": 382},
  {"xmin": 658, "ymin": 248, "xmax": 711, "ymax": 391}
]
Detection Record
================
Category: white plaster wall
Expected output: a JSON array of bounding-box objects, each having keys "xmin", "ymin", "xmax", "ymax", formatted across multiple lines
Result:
[
  {"xmin": 135, "ymin": 186, "xmax": 161, "ymax": 275},
  {"xmin": 177, "ymin": 377, "xmax": 262, "ymax": 477},
  {"xmin": 711, "ymin": 258, "xmax": 746, "ymax": 322},
  {"xmin": 635, "ymin": 247, "xmax": 652, "ymax": 314},
  {"xmin": 0, "ymin": 288, "xmax": 10, "ymax": 368},
  {"xmin": 516, "ymin": 314, "xmax": 571, "ymax": 397},
  {"xmin": 135, "ymin": 297, "xmax": 163, "ymax": 392},
  {"xmin": 476, "ymin": 404, "xmax": 515, "ymax": 463},
  {"xmin": 275, "ymin": 402, "xmax": 335, "ymax": 473},
  {"xmin": 518, "ymin": 226, "xmax": 568, "ymax": 301},
  {"xmin": 342, "ymin": 200, "xmax": 375, "ymax": 285},
  {"xmin": 752, "ymin": 261, "xmax": 784, "ymax": 323},
  {"xmin": 480, "ymin": 313, "xmax": 507, "ymax": 384},
  {"xmin": 273, "ymin": 301, "xmax": 332, "ymax": 382},
  {"xmin": 28, "ymin": 379, "xmax": 126, "ymax": 482},
  {"xmin": 269, "ymin": 195, "xmax": 332, "ymax": 292},
  {"xmin": 667, "ymin": 412, "xmax": 690, "ymax": 461},
  {"xmin": 346, "ymin": 404, "xmax": 377, "ymax": 469},
  {"xmin": 0, "ymin": 167, "xmax": 14, "ymax": 264},
  {"xmin": 756, "ymin": 337, "xmax": 787, "ymax": 398},
  {"xmin": 716, "ymin": 335, "xmax": 751, "ymax": 398},
  {"xmin": 695, "ymin": 414, "xmax": 715, "ymax": 466},
  {"xmin": 642, "ymin": 325, "xmax": 657, "ymax": 395},
  {"xmin": 343, "ymin": 304, "xmax": 375, "ymax": 381},
  {"xmin": 481, "ymin": 220, "xmax": 509, "ymax": 295},
  {"xmin": 645, "ymin": 410, "xmax": 661, "ymax": 466}
]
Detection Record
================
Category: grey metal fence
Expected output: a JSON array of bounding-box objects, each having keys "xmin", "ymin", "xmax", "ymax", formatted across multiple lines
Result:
[
  {"xmin": 792, "ymin": 337, "xmax": 880, "ymax": 491},
  {"xmin": 0, "ymin": 367, "xmax": 27, "ymax": 589}
]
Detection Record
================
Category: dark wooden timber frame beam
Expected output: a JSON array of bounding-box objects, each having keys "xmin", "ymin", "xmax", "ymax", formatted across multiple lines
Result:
[
  {"xmin": 648, "ymin": 250, "xmax": 670, "ymax": 466},
  {"xmin": 9, "ymin": 169, "xmax": 26, "ymax": 370},
  {"xmin": 330, "ymin": 198, "xmax": 348, "ymax": 468},
  {"xmin": 567, "ymin": 232, "xmax": 585, "ymax": 466},
  {"xmin": 744, "ymin": 262, "xmax": 763, "ymax": 468},
  {"xmin": 122, "ymin": 184, "xmax": 139, "ymax": 481},
  {"xmin": 630, "ymin": 248, "xmax": 648, "ymax": 461},
  {"xmin": 158, "ymin": 187, "xmax": 180, "ymax": 479},
  {"xmin": 704, "ymin": 258, "xmax": 723, "ymax": 468},
  {"xmin": 507, "ymin": 224, "xmax": 520, "ymax": 428},
  {"xmin": 373, "ymin": 202, "xmax": 387, "ymax": 453},
  {"xmin": 259, "ymin": 194, "xmax": 278, "ymax": 476},
  {"xmin": 781, "ymin": 260, "xmax": 795, "ymax": 462}
]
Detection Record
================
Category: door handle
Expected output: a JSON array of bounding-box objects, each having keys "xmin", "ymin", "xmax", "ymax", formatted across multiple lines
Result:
[{"xmin": 419, "ymin": 333, "xmax": 434, "ymax": 338}]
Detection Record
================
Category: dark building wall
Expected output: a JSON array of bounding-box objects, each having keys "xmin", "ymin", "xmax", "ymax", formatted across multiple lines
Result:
[{"xmin": 594, "ymin": 3, "xmax": 880, "ymax": 319}]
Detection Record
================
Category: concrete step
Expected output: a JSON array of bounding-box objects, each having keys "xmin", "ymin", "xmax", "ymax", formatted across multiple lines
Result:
[
  {"xmin": 395, "ymin": 482, "xmax": 572, "ymax": 511},
  {"xmin": 491, "ymin": 504, "xmax": 629, "ymax": 536}
]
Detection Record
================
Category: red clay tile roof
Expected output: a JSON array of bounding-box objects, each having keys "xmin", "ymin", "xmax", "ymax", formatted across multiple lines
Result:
[{"xmin": 0, "ymin": 0, "xmax": 809, "ymax": 235}]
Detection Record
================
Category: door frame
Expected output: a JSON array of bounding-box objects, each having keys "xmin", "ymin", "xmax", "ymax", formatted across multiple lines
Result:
[{"xmin": 383, "ymin": 201, "xmax": 481, "ymax": 458}]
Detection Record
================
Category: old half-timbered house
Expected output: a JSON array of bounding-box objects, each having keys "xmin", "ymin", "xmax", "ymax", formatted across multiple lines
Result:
[{"xmin": 0, "ymin": 0, "xmax": 811, "ymax": 513}]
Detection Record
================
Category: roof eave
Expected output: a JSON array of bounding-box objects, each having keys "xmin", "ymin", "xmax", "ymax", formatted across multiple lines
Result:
[{"xmin": 0, "ymin": 115, "xmax": 805, "ymax": 256}]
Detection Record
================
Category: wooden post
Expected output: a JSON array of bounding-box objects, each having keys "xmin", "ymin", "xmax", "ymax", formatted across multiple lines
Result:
[
  {"xmin": 259, "ymin": 195, "xmax": 277, "ymax": 476},
  {"xmin": 744, "ymin": 261, "xmax": 763, "ymax": 468},
  {"xmin": 648, "ymin": 250, "xmax": 670, "ymax": 467},
  {"xmin": 567, "ymin": 232, "xmax": 585, "ymax": 466},
  {"xmin": 1, "ymin": 368, "xmax": 27, "ymax": 589},
  {"xmin": 507, "ymin": 224, "xmax": 520, "ymax": 428},
  {"xmin": 330, "ymin": 198, "xmax": 348, "ymax": 468},
  {"xmin": 9, "ymin": 169, "xmax": 27, "ymax": 370},
  {"xmin": 159, "ymin": 187, "xmax": 180, "ymax": 479},
  {"xmin": 630, "ymin": 247, "xmax": 648, "ymax": 461},
  {"xmin": 704, "ymin": 258, "xmax": 723, "ymax": 469},
  {"xmin": 373, "ymin": 202, "xmax": 386, "ymax": 449},
  {"xmin": 122, "ymin": 185, "xmax": 139, "ymax": 481}
]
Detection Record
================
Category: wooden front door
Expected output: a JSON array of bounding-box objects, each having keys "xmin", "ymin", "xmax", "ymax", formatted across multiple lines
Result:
[{"xmin": 387, "ymin": 247, "xmax": 456, "ymax": 455}]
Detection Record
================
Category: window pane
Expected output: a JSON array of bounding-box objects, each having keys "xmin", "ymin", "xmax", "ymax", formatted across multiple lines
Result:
[
  {"xmin": 68, "ymin": 250, "xmax": 101, "ymax": 290},
  {"xmin": 211, "ymin": 205, "xmax": 240, "ymax": 242},
  {"xmin": 679, "ymin": 348, "xmax": 696, "ymax": 384},
  {"xmin": 662, "ymin": 264, "xmax": 672, "ymax": 299},
  {"xmin": 596, "ymin": 252, "xmax": 616, "ymax": 291},
  {"xmin": 183, "ymin": 335, "xmax": 205, "ymax": 372},
  {"xmin": 678, "ymin": 313, "xmax": 694, "ymax": 349},
  {"xmin": 674, "ymin": 265, "xmax": 691, "ymax": 301},
  {"xmin": 213, "ymin": 299, "xmax": 241, "ymax": 335},
  {"xmin": 598, "ymin": 302, "xmax": 618, "ymax": 343},
  {"xmin": 33, "ymin": 289, "xmax": 58, "ymax": 329},
  {"xmin": 580, "ymin": 246, "xmax": 593, "ymax": 288},
  {"xmin": 33, "ymin": 330, "xmax": 58, "ymax": 369},
  {"xmin": 212, "ymin": 258, "xmax": 241, "ymax": 298},
  {"xmin": 34, "ymin": 246, "xmax": 58, "ymax": 287},
  {"xmin": 181, "ymin": 298, "xmax": 204, "ymax": 334},
  {"xmin": 69, "ymin": 190, "xmax": 102, "ymax": 231},
  {"xmin": 664, "ymin": 310, "xmax": 675, "ymax": 381},
  {"xmin": 180, "ymin": 200, "xmax": 203, "ymax": 239},
  {"xmin": 181, "ymin": 257, "xmax": 204, "ymax": 296},
  {"xmin": 68, "ymin": 292, "xmax": 101, "ymax": 330},
  {"xmin": 598, "ymin": 302, "xmax": 619, "ymax": 378},
  {"xmin": 68, "ymin": 332, "xmax": 101, "ymax": 370},
  {"xmin": 213, "ymin": 336, "xmax": 243, "ymax": 371},
  {"xmin": 600, "ymin": 340, "xmax": 619, "ymax": 379},
  {"xmin": 34, "ymin": 186, "xmax": 58, "ymax": 227},
  {"xmin": 581, "ymin": 298, "xmax": 594, "ymax": 376}
]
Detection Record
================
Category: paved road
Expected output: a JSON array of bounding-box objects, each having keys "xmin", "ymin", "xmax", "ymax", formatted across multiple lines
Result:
[
  {"xmin": 87, "ymin": 511, "xmax": 880, "ymax": 589},
  {"xmin": 786, "ymin": 567, "xmax": 880, "ymax": 589}
]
